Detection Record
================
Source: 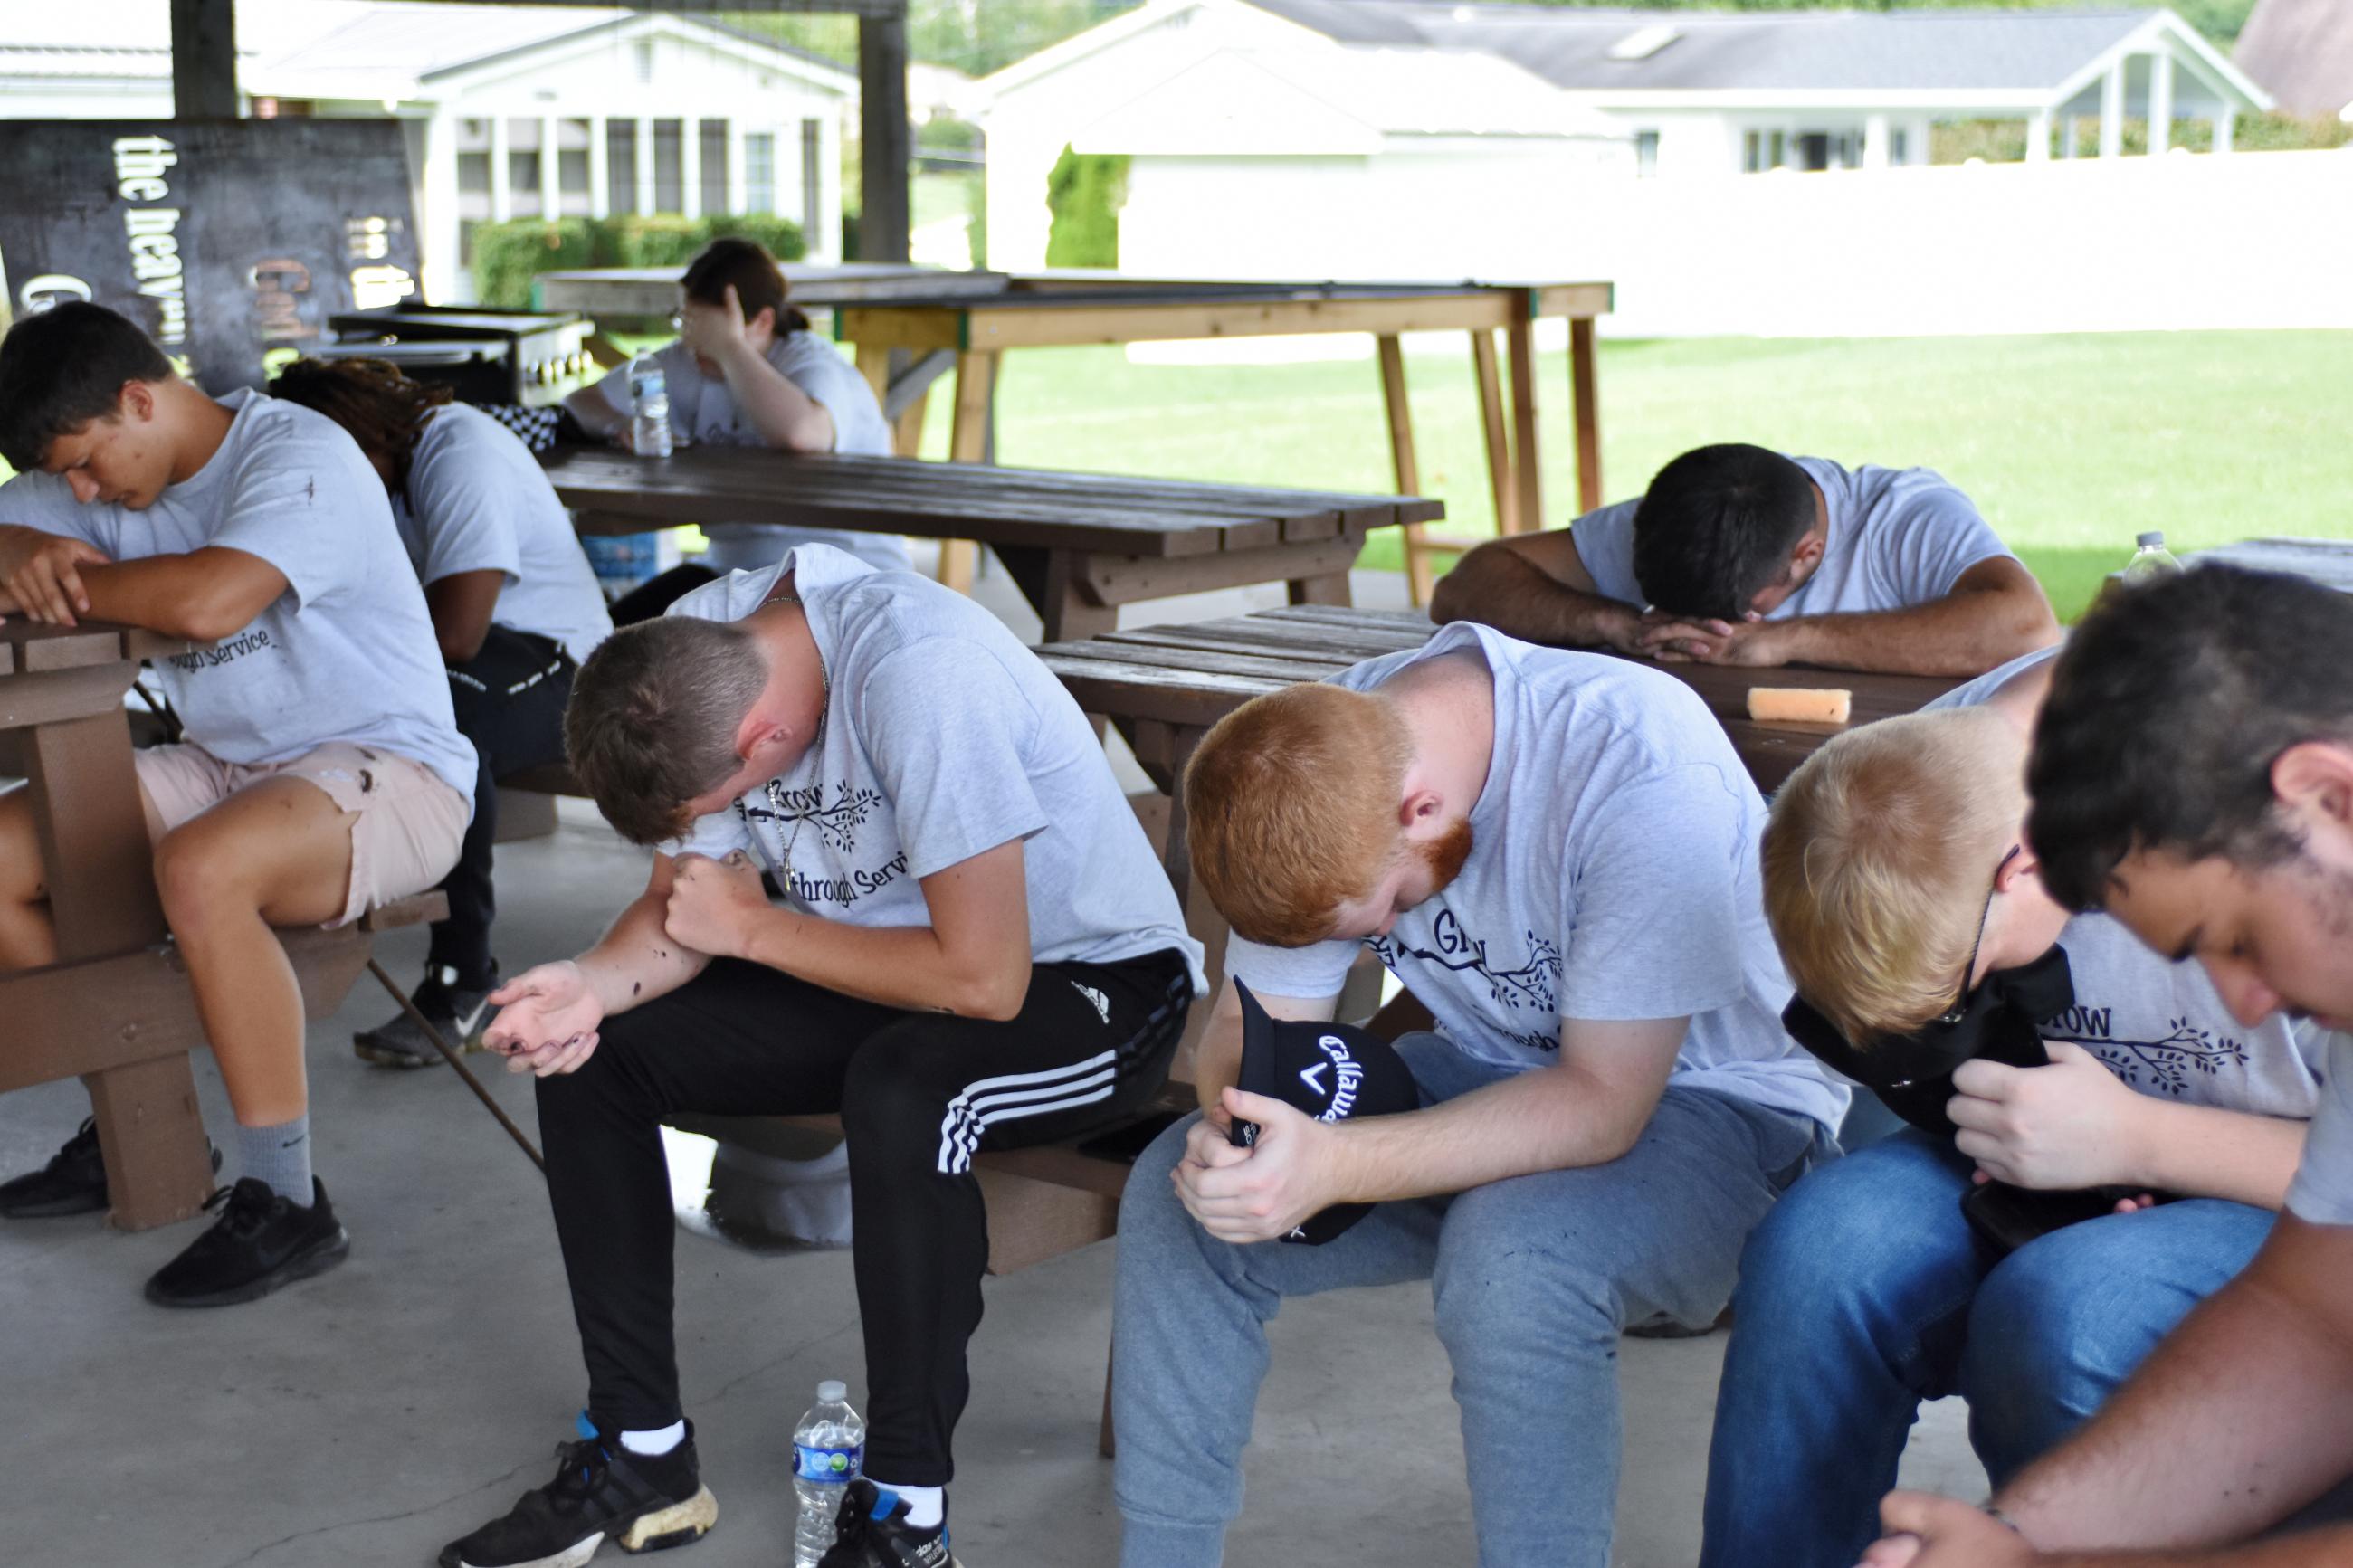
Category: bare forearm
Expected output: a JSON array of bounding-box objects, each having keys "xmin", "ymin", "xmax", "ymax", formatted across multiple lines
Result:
[
  {"xmin": 1773, "ymin": 588, "xmax": 2059, "ymax": 676},
  {"xmin": 2040, "ymin": 1529, "xmax": 2353, "ymax": 1568},
  {"xmin": 1430, "ymin": 546, "xmax": 1635, "ymax": 648},
  {"xmin": 577, "ymin": 891, "xmax": 710, "ymax": 1016},
  {"xmin": 1329, "ymin": 1065, "xmax": 1653, "ymax": 1202},
  {"xmin": 79, "ymin": 557, "xmax": 255, "ymax": 641},
  {"xmin": 2126, "ymin": 1100, "xmax": 2307, "ymax": 1210},
  {"xmin": 738, "ymin": 907, "xmax": 1026, "ymax": 1019},
  {"xmin": 716, "ymin": 342, "xmax": 834, "ymax": 452},
  {"xmin": 2000, "ymin": 1262, "xmax": 2353, "ymax": 1548},
  {"xmin": 563, "ymin": 387, "xmax": 628, "ymax": 438}
]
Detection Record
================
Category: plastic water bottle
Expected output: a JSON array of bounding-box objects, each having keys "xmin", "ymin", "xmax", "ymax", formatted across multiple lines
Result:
[
  {"xmin": 792, "ymin": 1380, "xmax": 864, "ymax": 1568},
  {"xmin": 2120, "ymin": 530, "xmax": 2184, "ymax": 585},
  {"xmin": 627, "ymin": 351, "xmax": 673, "ymax": 459}
]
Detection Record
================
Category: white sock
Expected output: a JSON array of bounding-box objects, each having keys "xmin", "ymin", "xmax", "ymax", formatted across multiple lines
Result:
[
  {"xmin": 621, "ymin": 1421, "xmax": 685, "ymax": 1457},
  {"xmin": 872, "ymin": 1482, "xmax": 944, "ymax": 1530}
]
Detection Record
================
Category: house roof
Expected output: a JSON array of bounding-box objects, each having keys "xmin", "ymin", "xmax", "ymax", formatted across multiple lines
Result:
[
  {"xmin": 2234, "ymin": 0, "xmax": 2353, "ymax": 117},
  {"xmin": 0, "ymin": 0, "xmax": 852, "ymax": 98},
  {"xmin": 1254, "ymin": 3, "xmax": 2167, "ymax": 92}
]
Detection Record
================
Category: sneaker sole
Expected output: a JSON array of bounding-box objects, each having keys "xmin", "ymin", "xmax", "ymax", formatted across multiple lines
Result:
[
  {"xmin": 0, "ymin": 1187, "xmax": 110, "ymax": 1219},
  {"xmin": 440, "ymin": 1486, "xmax": 716, "ymax": 1568},
  {"xmin": 353, "ymin": 1028, "xmax": 488, "ymax": 1070},
  {"xmin": 144, "ymin": 1225, "xmax": 351, "ymax": 1309}
]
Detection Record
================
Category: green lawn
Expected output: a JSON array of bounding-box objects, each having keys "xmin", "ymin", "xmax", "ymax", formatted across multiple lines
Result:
[{"xmin": 908, "ymin": 330, "xmax": 2353, "ymax": 622}]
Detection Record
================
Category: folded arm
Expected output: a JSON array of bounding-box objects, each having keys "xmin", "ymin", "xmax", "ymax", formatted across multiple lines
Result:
[
  {"xmin": 1648, "ymin": 557, "xmax": 2059, "ymax": 675},
  {"xmin": 1429, "ymin": 530, "xmax": 1653, "ymax": 654},
  {"xmin": 0, "ymin": 525, "xmax": 288, "ymax": 640}
]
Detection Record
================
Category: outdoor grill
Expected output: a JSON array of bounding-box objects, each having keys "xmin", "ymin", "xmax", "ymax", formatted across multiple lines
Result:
[{"xmin": 316, "ymin": 306, "xmax": 597, "ymax": 406}]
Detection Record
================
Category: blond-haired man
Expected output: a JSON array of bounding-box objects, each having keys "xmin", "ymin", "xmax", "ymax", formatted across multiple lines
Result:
[
  {"xmin": 1700, "ymin": 645, "xmax": 2329, "ymax": 1568},
  {"xmin": 1110, "ymin": 621, "xmax": 1844, "ymax": 1568}
]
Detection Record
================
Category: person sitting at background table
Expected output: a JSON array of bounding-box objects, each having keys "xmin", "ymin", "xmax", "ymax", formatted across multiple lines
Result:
[
  {"xmin": 0, "ymin": 303, "xmax": 475, "ymax": 1305},
  {"xmin": 1430, "ymin": 442, "xmax": 2058, "ymax": 677},
  {"xmin": 272, "ymin": 356, "xmax": 612, "ymax": 1068},
  {"xmin": 1857, "ymin": 565, "xmax": 2353, "ymax": 1568},
  {"xmin": 1703, "ymin": 638, "xmax": 2325, "ymax": 1568},
  {"xmin": 561, "ymin": 236, "xmax": 901, "ymax": 622}
]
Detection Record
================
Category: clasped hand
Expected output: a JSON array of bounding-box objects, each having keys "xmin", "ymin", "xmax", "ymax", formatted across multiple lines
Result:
[
  {"xmin": 0, "ymin": 527, "xmax": 110, "ymax": 627},
  {"xmin": 1948, "ymin": 1039, "xmax": 2148, "ymax": 1195},
  {"xmin": 1175, "ymin": 1088, "xmax": 1344, "ymax": 1244},
  {"xmin": 662, "ymin": 850, "xmax": 768, "ymax": 961},
  {"xmin": 482, "ymin": 960, "xmax": 605, "ymax": 1078}
]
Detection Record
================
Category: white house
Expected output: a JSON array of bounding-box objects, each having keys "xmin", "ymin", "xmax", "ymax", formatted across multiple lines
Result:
[
  {"xmin": 0, "ymin": 0, "xmax": 860, "ymax": 303},
  {"xmin": 980, "ymin": 0, "xmax": 2273, "ymax": 276}
]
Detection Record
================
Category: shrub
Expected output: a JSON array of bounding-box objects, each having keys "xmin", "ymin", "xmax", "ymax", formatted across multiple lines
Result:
[
  {"xmin": 600, "ymin": 214, "xmax": 710, "ymax": 270},
  {"xmin": 471, "ymin": 218, "xmax": 596, "ymax": 309},
  {"xmin": 1043, "ymin": 144, "xmax": 1127, "ymax": 270},
  {"xmin": 702, "ymin": 214, "xmax": 808, "ymax": 263}
]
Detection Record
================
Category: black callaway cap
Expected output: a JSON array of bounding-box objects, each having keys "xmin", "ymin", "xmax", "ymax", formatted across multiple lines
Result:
[{"xmin": 1228, "ymin": 980, "xmax": 1422, "ymax": 1244}]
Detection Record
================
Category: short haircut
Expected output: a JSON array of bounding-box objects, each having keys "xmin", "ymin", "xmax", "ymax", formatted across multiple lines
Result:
[
  {"xmin": 1631, "ymin": 443, "xmax": 1818, "ymax": 620},
  {"xmin": 565, "ymin": 616, "xmax": 771, "ymax": 845},
  {"xmin": 269, "ymin": 357, "xmax": 452, "ymax": 487},
  {"xmin": 2027, "ymin": 565, "xmax": 2353, "ymax": 911},
  {"xmin": 1763, "ymin": 706, "xmax": 2024, "ymax": 1044},
  {"xmin": 681, "ymin": 237, "xmax": 810, "ymax": 336},
  {"xmin": 0, "ymin": 302, "xmax": 176, "ymax": 470},
  {"xmin": 1184, "ymin": 681, "xmax": 1413, "ymax": 947}
]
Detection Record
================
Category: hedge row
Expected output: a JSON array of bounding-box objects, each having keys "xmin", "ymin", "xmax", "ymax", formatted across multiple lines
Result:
[{"xmin": 472, "ymin": 214, "xmax": 809, "ymax": 309}]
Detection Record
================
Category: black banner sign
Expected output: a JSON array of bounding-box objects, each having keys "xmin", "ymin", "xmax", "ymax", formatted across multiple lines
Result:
[{"xmin": 0, "ymin": 119, "xmax": 422, "ymax": 392}]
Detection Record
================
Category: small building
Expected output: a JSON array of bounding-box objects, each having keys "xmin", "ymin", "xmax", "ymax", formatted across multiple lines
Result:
[
  {"xmin": 0, "ymin": 0, "xmax": 859, "ymax": 302},
  {"xmin": 2234, "ymin": 0, "xmax": 2353, "ymax": 120},
  {"xmin": 981, "ymin": 0, "xmax": 2274, "ymax": 274}
]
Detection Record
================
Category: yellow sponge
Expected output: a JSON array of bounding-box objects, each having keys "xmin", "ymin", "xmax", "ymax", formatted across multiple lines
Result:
[{"xmin": 1748, "ymin": 687, "xmax": 1853, "ymax": 726}]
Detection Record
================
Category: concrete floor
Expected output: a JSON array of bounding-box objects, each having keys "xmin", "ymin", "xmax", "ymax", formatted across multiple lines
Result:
[{"xmin": 0, "ymin": 556, "xmax": 1984, "ymax": 1568}]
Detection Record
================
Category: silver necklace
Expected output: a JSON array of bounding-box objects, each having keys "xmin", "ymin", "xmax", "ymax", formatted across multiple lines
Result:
[{"xmin": 757, "ymin": 582, "xmax": 831, "ymax": 884}]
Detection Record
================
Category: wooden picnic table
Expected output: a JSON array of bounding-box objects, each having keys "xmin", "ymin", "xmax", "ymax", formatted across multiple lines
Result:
[
  {"xmin": 2195, "ymin": 537, "xmax": 2353, "ymax": 594},
  {"xmin": 0, "ymin": 619, "xmax": 216, "ymax": 1229},
  {"xmin": 1034, "ymin": 605, "xmax": 1960, "ymax": 933},
  {"xmin": 538, "ymin": 445, "xmax": 1443, "ymax": 643},
  {"xmin": 834, "ymin": 277, "xmax": 1615, "ymax": 603}
]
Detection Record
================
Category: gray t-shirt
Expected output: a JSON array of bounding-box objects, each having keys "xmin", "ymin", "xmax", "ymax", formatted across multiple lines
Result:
[
  {"xmin": 0, "ymin": 388, "xmax": 476, "ymax": 803},
  {"xmin": 397, "ymin": 403, "xmax": 612, "ymax": 667},
  {"xmin": 1571, "ymin": 455, "xmax": 2013, "ymax": 615},
  {"xmin": 665, "ymin": 546, "xmax": 1206, "ymax": 992},
  {"xmin": 1925, "ymin": 652, "xmax": 2326, "ymax": 1121},
  {"xmin": 2287, "ymin": 1033, "xmax": 2353, "ymax": 1225},
  {"xmin": 593, "ymin": 332, "xmax": 908, "ymax": 575},
  {"xmin": 1222, "ymin": 621, "xmax": 1846, "ymax": 1129}
]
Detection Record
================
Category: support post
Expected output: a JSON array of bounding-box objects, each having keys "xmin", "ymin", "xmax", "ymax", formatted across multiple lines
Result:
[
  {"xmin": 2214, "ymin": 109, "xmax": 2234, "ymax": 155},
  {"xmin": 489, "ymin": 115, "xmax": 512, "ymax": 223},
  {"xmin": 858, "ymin": 11, "xmax": 912, "ymax": 262},
  {"xmin": 636, "ymin": 116, "xmax": 657, "ymax": 215},
  {"xmin": 2025, "ymin": 109, "xmax": 2052, "ymax": 163},
  {"xmin": 2148, "ymin": 52, "xmax": 2174, "ymax": 155},
  {"xmin": 1568, "ymin": 315, "xmax": 1602, "ymax": 516},
  {"xmin": 2100, "ymin": 59, "xmax": 2126, "ymax": 158},
  {"xmin": 588, "ymin": 115, "xmax": 611, "ymax": 220},
  {"xmin": 171, "ymin": 0, "xmax": 238, "ymax": 119},
  {"xmin": 1862, "ymin": 113, "xmax": 1891, "ymax": 170},
  {"xmin": 681, "ymin": 116, "xmax": 703, "ymax": 220}
]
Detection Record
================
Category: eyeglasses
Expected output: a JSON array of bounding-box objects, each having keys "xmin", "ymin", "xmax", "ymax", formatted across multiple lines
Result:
[{"xmin": 1938, "ymin": 844, "xmax": 2024, "ymax": 1025}]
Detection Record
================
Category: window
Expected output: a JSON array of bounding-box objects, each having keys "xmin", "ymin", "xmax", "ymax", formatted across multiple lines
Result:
[
  {"xmin": 633, "ymin": 38, "xmax": 654, "ymax": 85},
  {"xmin": 1891, "ymin": 127, "xmax": 1910, "ymax": 166},
  {"xmin": 507, "ymin": 118, "xmax": 543, "ymax": 216},
  {"xmin": 606, "ymin": 120, "xmax": 638, "ymax": 215},
  {"xmin": 746, "ymin": 132, "xmax": 776, "ymax": 214},
  {"xmin": 653, "ymin": 119, "xmax": 684, "ymax": 213},
  {"xmin": 1634, "ymin": 129, "xmax": 1659, "ymax": 178},
  {"xmin": 557, "ymin": 118, "xmax": 592, "ymax": 214},
  {"xmin": 700, "ymin": 119, "xmax": 730, "ymax": 214},
  {"xmin": 1744, "ymin": 130, "xmax": 1788, "ymax": 172}
]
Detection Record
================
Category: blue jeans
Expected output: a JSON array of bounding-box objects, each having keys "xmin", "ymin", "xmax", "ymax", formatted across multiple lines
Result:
[
  {"xmin": 1699, "ymin": 1127, "xmax": 2276, "ymax": 1568},
  {"xmin": 1112, "ymin": 1036, "xmax": 1826, "ymax": 1568}
]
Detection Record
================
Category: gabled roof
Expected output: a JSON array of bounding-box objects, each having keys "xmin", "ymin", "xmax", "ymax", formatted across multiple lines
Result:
[{"xmin": 2234, "ymin": 0, "xmax": 2353, "ymax": 117}]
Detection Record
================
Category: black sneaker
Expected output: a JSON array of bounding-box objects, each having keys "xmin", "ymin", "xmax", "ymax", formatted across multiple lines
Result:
[
  {"xmin": 0, "ymin": 1118, "xmax": 220, "ymax": 1220},
  {"xmin": 440, "ymin": 1416, "xmax": 717, "ymax": 1568},
  {"xmin": 819, "ymin": 1480, "xmax": 960, "ymax": 1568},
  {"xmin": 143, "ymin": 1177, "xmax": 350, "ymax": 1307},
  {"xmin": 354, "ymin": 966, "xmax": 499, "ymax": 1069}
]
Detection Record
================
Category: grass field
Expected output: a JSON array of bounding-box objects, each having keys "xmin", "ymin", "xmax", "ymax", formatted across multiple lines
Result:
[{"xmin": 903, "ymin": 330, "xmax": 2353, "ymax": 622}]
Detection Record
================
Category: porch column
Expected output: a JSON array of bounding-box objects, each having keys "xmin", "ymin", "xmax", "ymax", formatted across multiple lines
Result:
[
  {"xmin": 540, "ymin": 114, "xmax": 559, "ymax": 217},
  {"xmin": 636, "ymin": 116, "xmax": 656, "ymax": 214},
  {"xmin": 2100, "ymin": 57, "xmax": 2126, "ymax": 158},
  {"xmin": 2214, "ymin": 109, "xmax": 2235, "ymax": 155},
  {"xmin": 2148, "ymin": 52, "xmax": 2174, "ymax": 154},
  {"xmin": 681, "ymin": 117, "xmax": 703, "ymax": 219},
  {"xmin": 726, "ymin": 123, "xmax": 747, "ymax": 219},
  {"xmin": 588, "ymin": 115, "xmax": 610, "ymax": 219},
  {"xmin": 422, "ymin": 109, "xmax": 462, "ymax": 301},
  {"xmin": 489, "ymin": 115, "xmax": 511, "ymax": 222},
  {"xmin": 1862, "ymin": 113, "xmax": 1891, "ymax": 169},
  {"xmin": 2026, "ymin": 109, "xmax": 2053, "ymax": 162}
]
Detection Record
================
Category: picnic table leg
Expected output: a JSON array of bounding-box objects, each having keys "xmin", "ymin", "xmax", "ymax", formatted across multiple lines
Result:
[
  {"xmin": 1569, "ymin": 316, "xmax": 1603, "ymax": 515},
  {"xmin": 935, "ymin": 351, "xmax": 997, "ymax": 594},
  {"xmin": 1472, "ymin": 328, "xmax": 1519, "ymax": 535},
  {"xmin": 997, "ymin": 546, "xmax": 1116, "ymax": 644},
  {"xmin": 1507, "ymin": 313, "xmax": 1544, "ymax": 536},
  {"xmin": 26, "ymin": 708, "xmax": 213, "ymax": 1229},
  {"xmin": 1375, "ymin": 335, "xmax": 1434, "ymax": 607}
]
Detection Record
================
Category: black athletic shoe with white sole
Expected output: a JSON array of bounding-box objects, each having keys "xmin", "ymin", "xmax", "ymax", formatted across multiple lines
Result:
[
  {"xmin": 440, "ymin": 1417, "xmax": 717, "ymax": 1568},
  {"xmin": 818, "ymin": 1480, "xmax": 960, "ymax": 1568},
  {"xmin": 0, "ymin": 1117, "xmax": 220, "ymax": 1219},
  {"xmin": 143, "ymin": 1177, "xmax": 350, "ymax": 1307},
  {"xmin": 354, "ymin": 967, "xmax": 499, "ymax": 1069}
]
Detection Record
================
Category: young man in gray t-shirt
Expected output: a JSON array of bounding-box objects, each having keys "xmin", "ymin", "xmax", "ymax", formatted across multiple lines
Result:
[
  {"xmin": 1853, "ymin": 566, "xmax": 2353, "ymax": 1568},
  {"xmin": 0, "ymin": 304, "xmax": 474, "ymax": 1307},
  {"xmin": 1110, "ymin": 622, "xmax": 1841, "ymax": 1568},
  {"xmin": 1431, "ymin": 442, "xmax": 2058, "ymax": 677},
  {"xmin": 443, "ymin": 545, "xmax": 1203, "ymax": 1568}
]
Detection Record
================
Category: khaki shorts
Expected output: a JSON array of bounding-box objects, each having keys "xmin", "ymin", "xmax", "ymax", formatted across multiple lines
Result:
[{"xmin": 133, "ymin": 741, "xmax": 469, "ymax": 928}]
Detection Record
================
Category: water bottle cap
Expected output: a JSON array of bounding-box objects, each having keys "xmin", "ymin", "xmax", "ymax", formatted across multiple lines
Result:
[
  {"xmin": 2137, "ymin": 531, "xmax": 2166, "ymax": 548},
  {"xmin": 817, "ymin": 1380, "xmax": 847, "ymax": 1402}
]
